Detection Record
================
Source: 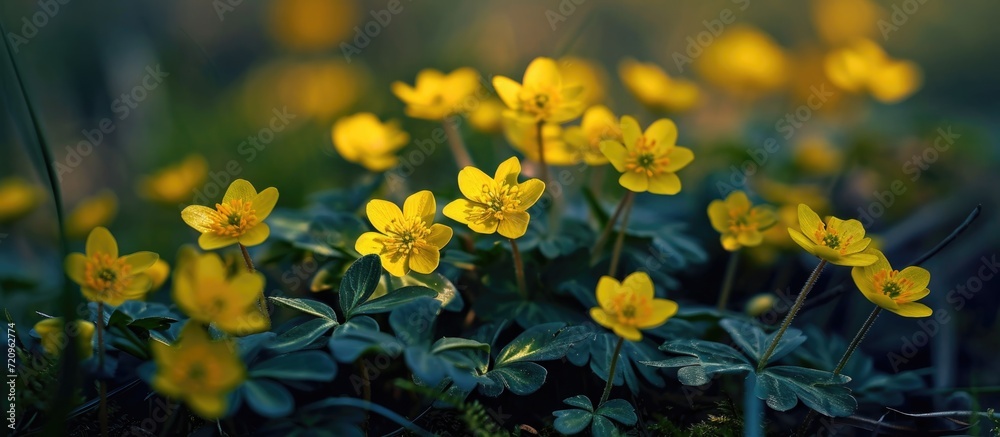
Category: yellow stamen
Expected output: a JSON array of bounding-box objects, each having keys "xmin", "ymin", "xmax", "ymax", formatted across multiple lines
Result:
[
  {"xmin": 84, "ymin": 253, "xmax": 133, "ymax": 298},
  {"xmin": 210, "ymin": 199, "xmax": 258, "ymax": 238},
  {"xmin": 384, "ymin": 215, "xmax": 431, "ymax": 256},
  {"xmin": 467, "ymin": 182, "xmax": 522, "ymax": 224}
]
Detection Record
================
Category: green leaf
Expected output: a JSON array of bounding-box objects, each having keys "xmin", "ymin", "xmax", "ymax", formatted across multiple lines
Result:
[
  {"xmin": 643, "ymin": 339, "xmax": 753, "ymax": 386},
  {"xmin": 243, "ymin": 379, "xmax": 294, "ymax": 418},
  {"xmin": 268, "ymin": 318, "xmax": 337, "ymax": 354},
  {"xmin": 389, "ymin": 298, "xmax": 441, "ymax": 347},
  {"xmin": 553, "ymin": 408, "xmax": 592, "ymax": 435},
  {"xmin": 128, "ymin": 317, "xmax": 177, "ymax": 332},
  {"xmin": 269, "ymin": 296, "xmax": 339, "ymax": 322},
  {"xmin": 563, "ymin": 395, "xmax": 593, "ymax": 412},
  {"xmin": 720, "ymin": 318, "xmax": 805, "ymax": 365},
  {"xmin": 590, "ymin": 415, "xmax": 619, "ymax": 437},
  {"xmin": 404, "ymin": 347, "xmax": 448, "ymax": 387},
  {"xmin": 484, "ymin": 362, "xmax": 547, "ymax": 396},
  {"xmin": 328, "ymin": 317, "xmax": 404, "ymax": 363},
  {"xmin": 300, "ymin": 397, "xmax": 433, "ymax": 437},
  {"xmin": 339, "ymin": 255, "xmax": 382, "ymax": 315},
  {"xmin": 596, "ymin": 399, "xmax": 637, "ymax": 426},
  {"xmin": 430, "ymin": 337, "xmax": 490, "ymax": 355},
  {"xmin": 347, "ymin": 286, "xmax": 437, "ymax": 318},
  {"xmin": 495, "ymin": 323, "xmax": 592, "ymax": 366},
  {"xmin": 250, "ymin": 350, "xmax": 338, "ymax": 382},
  {"xmin": 753, "ymin": 366, "xmax": 857, "ymax": 417},
  {"xmin": 390, "ymin": 271, "xmax": 463, "ymax": 311}
]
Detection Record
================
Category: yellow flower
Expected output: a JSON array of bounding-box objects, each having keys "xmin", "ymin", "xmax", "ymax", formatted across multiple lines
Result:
[
  {"xmin": 34, "ymin": 318, "xmax": 95, "ymax": 359},
  {"xmin": 468, "ymin": 98, "xmax": 506, "ymax": 134},
  {"xmin": 493, "ymin": 57, "xmax": 585, "ymax": 123},
  {"xmin": 697, "ymin": 26, "xmax": 788, "ymax": 97},
  {"xmin": 392, "ymin": 68, "xmax": 481, "ymax": 120},
  {"xmin": 589, "ymin": 272, "xmax": 678, "ymax": 342},
  {"xmin": 137, "ymin": 155, "xmax": 209, "ymax": 205},
  {"xmin": 331, "ymin": 113, "xmax": 410, "ymax": 172},
  {"xmin": 443, "ymin": 157, "xmax": 545, "ymax": 239},
  {"xmin": 851, "ymin": 249, "xmax": 932, "ymax": 317},
  {"xmin": 558, "ymin": 57, "xmax": 608, "ymax": 107},
  {"xmin": 811, "ymin": 0, "xmax": 882, "ymax": 46},
  {"xmin": 64, "ymin": 227, "xmax": 159, "ymax": 305},
  {"xmin": 501, "ymin": 118, "xmax": 579, "ymax": 166},
  {"xmin": 600, "ymin": 116, "xmax": 694, "ymax": 195},
  {"xmin": 707, "ymin": 191, "xmax": 776, "ymax": 251},
  {"xmin": 0, "ymin": 177, "xmax": 45, "ymax": 223},
  {"xmin": 356, "ymin": 191, "xmax": 453, "ymax": 277},
  {"xmin": 745, "ymin": 294, "xmax": 776, "ymax": 317},
  {"xmin": 794, "ymin": 136, "xmax": 843, "ymax": 175},
  {"xmin": 268, "ymin": 0, "xmax": 357, "ymax": 52},
  {"xmin": 824, "ymin": 39, "xmax": 921, "ymax": 103},
  {"xmin": 173, "ymin": 250, "xmax": 269, "ymax": 335},
  {"xmin": 151, "ymin": 321, "xmax": 245, "ymax": 419},
  {"xmin": 618, "ymin": 59, "xmax": 699, "ymax": 113},
  {"xmin": 142, "ymin": 259, "xmax": 171, "ymax": 291},
  {"xmin": 787, "ymin": 204, "xmax": 878, "ymax": 266},
  {"xmin": 563, "ymin": 105, "xmax": 622, "ymax": 166},
  {"xmin": 243, "ymin": 59, "xmax": 367, "ymax": 122},
  {"xmin": 65, "ymin": 190, "xmax": 118, "ymax": 239},
  {"xmin": 181, "ymin": 179, "xmax": 279, "ymax": 250}
]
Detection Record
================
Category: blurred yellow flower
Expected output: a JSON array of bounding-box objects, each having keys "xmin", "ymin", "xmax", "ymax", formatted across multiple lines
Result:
[
  {"xmin": 589, "ymin": 272, "xmax": 678, "ymax": 342},
  {"xmin": 392, "ymin": 68, "xmax": 481, "ymax": 120},
  {"xmin": 852, "ymin": 249, "xmax": 932, "ymax": 317},
  {"xmin": 181, "ymin": 179, "xmax": 279, "ymax": 250},
  {"xmin": 824, "ymin": 39, "xmax": 921, "ymax": 103},
  {"xmin": 697, "ymin": 26, "xmax": 788, "ymax": 97},
  {"xmin": 563, "ymin": 105, "xmax": 622, "ymax": 166},
  {"xmin": 137, "ymin": 155, "xmax": 208, "ymax": 205},
  {"xmin": 745, "ymin": 293, "xmax": 776, "ymax": 317},
  {"xmin": 65, "ymin": 190, "xmax": 118, "ymax": 239},
  {"xmin": 558, "ymin": 57, "xmax": 608, "ymax": 107},
  {"xmin": 707, "ymin": 191, "xmax": 776, "ymax": 251},
  {"xmin": 142, "ymin": 259, "xmax": 171, "ymax": 292},
  {"xmin": 788, "ymin": 204, "xmax": 877, "ymax": 266},
  {"xmin": 502, "ymin": 117, "xmax": 578, "ymax": 166},
  {"xmin": 64, "ymin": 227, "xmax": 159, "ymax": 305},
  {"xmin": 356, "ymin": 191, "xmax": 453, "ymax": 277},
  {"xmin": 468, "ymin": 98, "xmax": 506, "ymax": 134},
  {"xmin": 600, "ymin": 116, "xmax": 694, "ymax": 194},
  {"xmin": 795, "ymin": 136, "xmax": 843, "ymax": 174},
  {"xmin": 618, "ymin": 59, "xmax": 699, "ymax": 113},
  {"xmin": 0, "ymin": 177, "xmax": 45, "ymax": 223},
  {"xmin": 755, "ymin": 179, "xmax": 830, "ymax": 212},
  {"xmin": 268, "ymin": 0, "xmax": 357, "ymax": 52},
  {"xmin": 173, "ymin": 250, "xmax": 269, "ymax": 335},
  {"xmin": 34, "ymin": 318, "xmax": 94, "ymax": 359},
  {"xmin": 493, "ymin": 57, "xmax": 585, "ymax": 124},
  {"xmin": 811, "ymin": 0, "xmax": 881, "ymax": 45},
  {"xmin": 151, "ymin": 322, "xmax": 245, "ymax": 419},
  {"xmin": 332, "ymin": 113, "xmax": 410, "ymax": 172},
  {"xmin": 244, "ymin": 59, "xmax": 366, "ymax": 122},
  {"xmin": 443, "ymin": 157, "xmax": 545, "ymax": 239}
]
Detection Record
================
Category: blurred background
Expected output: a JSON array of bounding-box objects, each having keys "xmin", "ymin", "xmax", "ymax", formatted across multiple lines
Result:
[{"xmin": 2, "ymin": 0, "xmax": 999, "ymax": 419}]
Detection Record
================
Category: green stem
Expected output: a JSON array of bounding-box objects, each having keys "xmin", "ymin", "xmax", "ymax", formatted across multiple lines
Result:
[
  {"xmin": 833, "ymin": 306, "xmax": 882, "ymax": 375},
  {"xmin": 608, "ymin": 192, "xmax": 635, "ymax": 278},
  {"xmin": 756, "ymin": 259, "xmax": 827, "ymax": 371},
  {"xmin": 96, "ymin": 302, "xmax": 108, "ymax": 437},
  {"xmin": 443, "ymin": 118, "xmax": 474, "ymax": 169},
  {"xmin": 536, "ymin": 120, "xmax": 548, "ymax": 183},
  {"xmin": 590, "ymin": 191, "xmax": 632, "ymax": 265},
  {"xmin": 716, "ymin": 250, "xmax": 741, "ymax": 311},
  {"xmin": 509, "ymin": 238, "xmax": 528, "ymax": 299},
  {"xmin": 239, "ymin": 243, "xmax": 270, "ymax": 326},
  {"xmin": 599, "ymin": 337, "xmax": 626, "ymax": 406}
]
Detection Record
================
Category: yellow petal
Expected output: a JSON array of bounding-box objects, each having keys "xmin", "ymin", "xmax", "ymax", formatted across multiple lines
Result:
[
  {"xmin": 492, "ymin": 76, "xmax": 522, "ymax": 110},
  {"xmin": 834, "ymin": 252, "xmax": 879, "ymax": 267},
  {"xmin": 589, "ymin": 307, "xmax": 614, "ymax": 329},
  {"xmin": 664, "ymin": 147, "xmax": 694, "ymax": 172},
  {"xmin": 198, "ymin": 233, "xmax": 237, "ymax": 250},
  {"xmin": 595, "ymin": 276, "xmax": 620, "ymax": 311},
  {"xmin": 726, "ymin": 191, "xmax": 750, "ymax": 211},
  {"xmin": 230, "ymin": 272, "xmax": 267, "ymax": 307},
  {"xmin": 644, "ymin": 118, "xmax": 678, "ymax": 146},
  {"xmin": 409, "ymin": 246, "xmax": 440, "ymax": 274},
  {"xmin": 516, "ymin": 179, "xmax": 545, "ymax": 211},
  {"xmin": 497, "ymin": 211, "xmax": 530, "ymax": 239},
  {"xmin": 187, "ymin": 393, "xmax": 227, "ymax": 419},
  {"xmin": 621, "ymin": 272, "xmax": 654, "ymax": 301},
  {"xmin": 903, "ymin": 287, "xmax": 930, "ymax": 303},
  {"xmin": 612, "ymin": 325, "xmax": 642, "ymax": 342},
  {"xmin": 251, "ymin": 187, "xmax": 279, "ymax": 221},
  {"xmin": 523, "ymin": 57, "xmax": 560, "ymax": 90},
  {"xmin": 889, "ymin": 302, "xmax": 932, "ymax": 318},
  {"xmin": 796, "ymin": 204, "xmax": 823, "ymax": 244},
  {"xmin": 620, "ymin": 116, "xmax": 641, "ymax": 150},
  {"xmin": 860, "ymin": 288, "xmax": 900, "ymax": 311},
  {"xmin": 366, "ymin": 199, "xmax": 404, "ymax": 234},
  {"xmin": 403, "ymin": 191, "xmax": 436, "ymax": 225},
  {"xmin": 737, "ymin": 231, "xmax": 764, "ymax": 247},
  {"xmin": 844, "ymin": 236, "xmax": 873, "ymax": 254},
  {"xmin": 381, "ymin": 252, "xmax": 409, "ymax": 277},
  {"xmin": 600, "ymin": 140, "xmax": 628, "ymax": 172},
  {"xmin": 788, "ymin": 228, "xmax": 817, "ymax": 254},
  {"xmin": 223, "ymin": 179, "xmax": 257, "ymax": 204},
  {"xmin": 493, "ymin": 156, "xmax": 522, "ymax": 187},
  {"xmin": 442, "ymin": 199, "xmax": 474, "ymax": 225},
  {"xmin": 86, "ymin": 227, "xmax": 118, "ymax": 259},
  {"xmin": 647, "ymin": 172, "xmax": 681, "ymax": 195},
  {"xmin": 181, "ymin": 205, "xmax": 218, "ymax": 233},
  {"xmin": 897, "ymin": 266, "xmax": 931, "ymax": 293},
  {"xmin": 123, "ymin": 251, "xmax": 159, "ymax": 273},
  {"xmin": 721, "ymin": 235, "xmax": 741, "ymax": 251},
  {"xmin": 65, "ymin": 253, "xmax": 87, "ymax": 285},
  {"xmin": 619, "ymin": 172, "xmax": 649, "ymax": 193},
  {"xmin": 238, "ymin": 223, "xmax": 270, "ymax": 247},
  {"xmin": 869, "ymin": 60, "xmax": 921, "ymax": 103},
  {"xmin": 457, "ymin": 166, "xmax": 495, "ymax": 201},
  {"xmin": 425, "ymin": 224, "xmax": 453, "ymax": 249},
  {"xmin": 706, "ymin": 201, "xmax": 729, "ymax": 232},
  {"xmin": 638, "ymin": 299, "xmax": 679, "ymax": 329}
]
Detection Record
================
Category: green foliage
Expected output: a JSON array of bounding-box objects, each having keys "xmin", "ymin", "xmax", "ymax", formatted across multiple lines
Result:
[
  {"xmin": 567, "ymin": 328, "xmax": 667, "ymax": 394},
  {"xmin": 552, "ymin": 395, "xmax": 637, "ymax": 436}
]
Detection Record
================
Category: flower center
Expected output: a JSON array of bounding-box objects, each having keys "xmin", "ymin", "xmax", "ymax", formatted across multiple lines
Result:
[
  {"xmin": 468, "ymin": 183, "xmax": 522, "ymax": 224},
  {"xmin": 624, "ymin": 136, "xmax": 670, "ymax": 177},
  {"xmin": 813, "ymin": 221, "xmax": 855, "ymax": 255},
  {"xmin": 84, "ymin": 253, "xmax": 133, "ymax": 297},
  {"xmin": 727, "ymin": 208, "xmax": 755, "ymax": 235},
  {"xmin": 520, "ymin": 88, "xmax": 561, "ymax": 120},
  {"xmin": 385, "ymin": 215, "xmax": 431, "ymax": 256},
  {"xmin": 873, "ymin": 269, "xmax": 915, "ymax": 301},
  {"xmin": 211, "ymin": 199, "xmax": 258, "ymax": 238},
  {"xmin": 610, "ymin": 291, "xmax": 651, "ymax": 327}
]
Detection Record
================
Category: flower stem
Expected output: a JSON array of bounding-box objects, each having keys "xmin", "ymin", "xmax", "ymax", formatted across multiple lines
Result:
[
  {"xmin": 509, "ymin": 238, "xmax": 529, "ymax": 299},
  {"xmin": 239, "ymin": 243, "xmax": 270, "ymax": 326},
  {"xmin": 833, "ymin": 306, "xmax": 882, "ymax": 375},
  {"xmin": 536, "ymin": 120, "xmax": 548, "ymax": 183},
  {"xmin": 608, "ymin": 192, "xmax": 636, "ymax": 278},
  {"xmin": 443, "ymin": 118, "xmax": 474, "ymax": 169},
  {"xmin": 756, "ymin": 259, "xmax": 827, "ymax": 372},
  {"xmin": 96, "ymin": 302, "xmax": 108, "ymax": 437},
  {"xmin": 599, "ymin": 336, "xmax": 625, "ymax": 406},
  {"xmin": 716, "ymin": 250, "xmax": 741, "ymax": 311},
  {"xmin": 590, "ymin": 191, "xmax": 632, "ymax": 265},
  {"xmin": 239, "ymin": 243, "xmax": 255, "ymax": 273}
]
